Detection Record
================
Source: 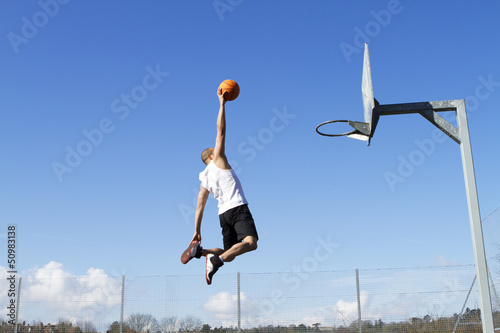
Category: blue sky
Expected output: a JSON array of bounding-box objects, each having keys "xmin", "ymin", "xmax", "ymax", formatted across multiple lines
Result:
[{"xmin": 1, "ymin": 0, "xmax": 500, "ymax": 326}]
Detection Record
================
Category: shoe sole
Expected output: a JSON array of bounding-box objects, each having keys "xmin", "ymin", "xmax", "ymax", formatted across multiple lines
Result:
[
  {"xmin": 206, "ymin": 255, "xmax": 213, "ymax": 285},
  {"xmin": 180, "ymin": 241, "xmax": 199, "ymax": 264}
]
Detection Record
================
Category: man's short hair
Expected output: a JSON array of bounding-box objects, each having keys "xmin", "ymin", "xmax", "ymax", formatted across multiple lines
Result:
[{"xmin": 201, "ymin": 148, "xmax": 213, "ymax": 164}]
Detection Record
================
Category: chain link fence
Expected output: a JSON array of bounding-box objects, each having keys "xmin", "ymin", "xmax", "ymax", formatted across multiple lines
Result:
[
  {"xmin": 1, "ymin": 209, "xmax": 499, "ymax": 333},
  {"xmin": 1, "ymin": 263, "xmax": 499, "ymax": 333}
]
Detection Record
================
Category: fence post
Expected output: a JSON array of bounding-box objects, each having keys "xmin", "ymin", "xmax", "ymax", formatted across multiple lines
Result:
[
  {"xmin": 120, "ymin": 275, "xmax": 125, "ymax": 333},
  {"xmin": 13, "ymin": 277, "xmax": 22, "ymax": 333},
  {"xmin": 356, "ymin": 269, "xmax": 362, "ymax": 333},
  {"xmin": 237, "ymin": 272, "xmax": 241, "ymax": 333}
]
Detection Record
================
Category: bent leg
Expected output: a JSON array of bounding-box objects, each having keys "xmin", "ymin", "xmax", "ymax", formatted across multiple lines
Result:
[
  {"xmin": 202, "ymin": 248, "xmax": 224, "ymax": 257},
  {"xmin": 220, "ymin": 235, "xmax": 257, "ymax": 262}
]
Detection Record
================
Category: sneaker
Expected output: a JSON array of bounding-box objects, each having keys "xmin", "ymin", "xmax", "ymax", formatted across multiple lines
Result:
[
  {"xmin": 205, "ymin": 254, "xmax": 223, "ymax": 285},
  {"xmin": 180, "ymin": 241, "xmax": 203, "ymax": 264}
]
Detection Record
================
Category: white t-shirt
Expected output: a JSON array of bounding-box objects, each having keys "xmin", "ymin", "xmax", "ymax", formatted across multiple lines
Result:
[{"xmin": 199, "ymin": 161, "xmax": 248, "ymax": 215}]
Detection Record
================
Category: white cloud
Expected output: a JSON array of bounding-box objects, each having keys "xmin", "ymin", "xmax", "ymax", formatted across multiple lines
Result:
[
  {"xmin": 204, "ymin": 291, "xmax": 263, "ymax": 328},
  {"xmin": 336, "ymin": 290, "xmax": 373, "ymax": 321},
  {"xmin": 292, "ymin": 291, "xmax": 384, "ymax": 327},
  {"xmin": 1, "ymin": 261, "xmax": 121, "ymax": 324},
  {"xmin": 0, "ymin": 266, "xmax": 14, "ymax": 314},
  {"xmin": 434, "ymin": 255, "xmax": 459, "ymax": 266},
  {"xmin": 203, "ymin": 291, "xmax": 238, "ymax": 322}
]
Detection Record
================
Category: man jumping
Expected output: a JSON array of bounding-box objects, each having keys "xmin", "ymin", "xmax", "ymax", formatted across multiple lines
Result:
[{"xmin": 180, "ymin": 88, "xmax": 258, "ymax": 285}]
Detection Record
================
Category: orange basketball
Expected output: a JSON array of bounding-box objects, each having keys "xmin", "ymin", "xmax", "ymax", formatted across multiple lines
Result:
[{"xmin": 218, "ymin": 79, "xmax": 240, "ymax": 101}]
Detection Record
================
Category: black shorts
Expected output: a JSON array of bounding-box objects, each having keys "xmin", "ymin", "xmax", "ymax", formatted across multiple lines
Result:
[{"xmin": 219, "ymin": 204, "xmax": 258, "ymax": 251}]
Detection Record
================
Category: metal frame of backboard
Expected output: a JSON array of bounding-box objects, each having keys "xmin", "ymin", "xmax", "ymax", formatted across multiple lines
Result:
[{"xmin": 317, "ymin": 44, "xmax": 495, "ymax": 333}]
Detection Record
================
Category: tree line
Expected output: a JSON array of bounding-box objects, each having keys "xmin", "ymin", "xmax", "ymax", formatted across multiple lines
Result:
[{"xmin": 1, "ymin": 308, "xmax": 497, "ymax": 333}]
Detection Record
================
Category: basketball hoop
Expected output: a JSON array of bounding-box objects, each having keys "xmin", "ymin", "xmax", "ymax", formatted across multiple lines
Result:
[
  {"xmin": 316, "ymin": 44, "xmax": 377, "ymax": 145},
  {"xmin": 315, "ymin": 120, "xmax": 358, "ymax": 137},
  {"xmin": 316, "ymin": 119, "xmax": 372, "ymax": 143}
]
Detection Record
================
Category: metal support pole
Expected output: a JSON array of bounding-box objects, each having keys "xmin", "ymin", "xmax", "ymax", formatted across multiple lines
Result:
[
  {"xmin": 356, "ymin": 269, "xmax": 362, "ymax": 333},
  {"xmin": 456, "ymin": 101, "xmax": 495, "ymax": 333},
  {"xmin": 13, "ymin": 277, "xmax": 21, "ymax": 333},
  {"xmin": 120, "ymin": 275, "xmax": 125, "ymax": 333},
  {"xmin": 237, "ymin": 272, "xmax": 241, "ymax": 333}
]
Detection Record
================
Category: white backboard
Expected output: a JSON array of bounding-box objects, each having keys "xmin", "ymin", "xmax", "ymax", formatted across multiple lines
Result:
[{"xmin": 361, "ymin": 43, "xmax": 375, "ymax": 132}]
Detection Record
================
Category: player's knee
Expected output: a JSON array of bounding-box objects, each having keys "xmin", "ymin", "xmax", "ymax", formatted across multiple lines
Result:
[
  {"xmin": 246, "ymin": 238, "xmax": 257, "ymax": 251},
  {"xmin": 239, "ymin": 236, "xmax": 257, "ymax": 252}
]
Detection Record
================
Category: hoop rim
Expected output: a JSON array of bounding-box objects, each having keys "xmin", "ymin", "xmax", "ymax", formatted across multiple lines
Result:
[{"xmin": 315, "ymin": 120, "xmax": 358, "ymax": 137}]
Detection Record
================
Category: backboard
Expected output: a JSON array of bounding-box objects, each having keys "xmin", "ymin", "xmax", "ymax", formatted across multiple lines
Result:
[
  {"xmin": 362, "ymin": 43, "xmax": 374, "ymax": 128},
  {"xmin": 346, "ymin": 43, "xmax": 379, "ymax": 143},
  {"xmin": 316, "ymin": 43, "xmax": 379, "ymax": 143}
]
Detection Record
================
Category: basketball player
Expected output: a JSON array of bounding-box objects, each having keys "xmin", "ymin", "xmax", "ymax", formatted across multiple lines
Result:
[{"xmin": 180, "ymin": 88, "xmax": 258, "ymax": 285}]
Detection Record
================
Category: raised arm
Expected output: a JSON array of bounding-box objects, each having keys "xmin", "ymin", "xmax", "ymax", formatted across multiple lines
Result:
[{"xmin": 213, "ymin": 88, "xmax": 231, "ymax": 169}]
